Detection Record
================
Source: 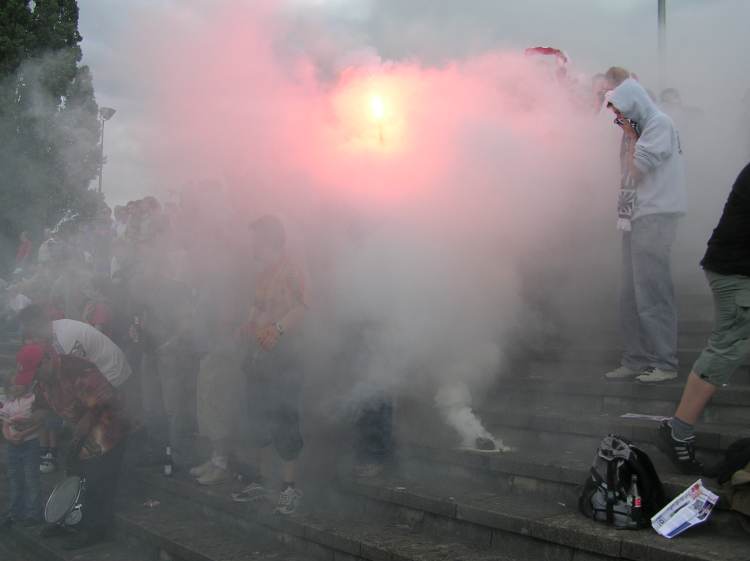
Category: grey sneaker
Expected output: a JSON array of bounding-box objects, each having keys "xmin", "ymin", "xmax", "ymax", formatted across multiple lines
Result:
[
  {"xmin": 636, "ymin": 367, "xmax": 678, "ymax": 384},
  {"xmin": 231, "ymin": 482, "xmax": 269, "ymax": 503},
  {"xmin": 604, "ymin": 366, "xmax": 639, "ymax": 380},
  {"xmin": 275, "ymin": 486, "xmax": 303, "ymax": 515},
  {"xmin": 39, "ymin": 452, "xmax": 57, "ymax": 474}
]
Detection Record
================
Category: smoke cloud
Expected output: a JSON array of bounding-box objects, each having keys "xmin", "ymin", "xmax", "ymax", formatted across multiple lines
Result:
[{"xmin": 78, "ymin": 0, "xmax": 750, "ymax": 446}]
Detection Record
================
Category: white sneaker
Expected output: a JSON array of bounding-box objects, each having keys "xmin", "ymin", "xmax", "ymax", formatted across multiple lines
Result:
[
  {"xmin": 274, "ymin": 486, "xmax": 303, "ymax": 515},
  {"xmin": 604, "ymin": 366, "xmax": 639, "ymax": 380},
  {"xmin": 189, "ymin": 459, "xmax": 213, "ymax": 478},
  {"xmin": 39, "ymin": 452, "xmax": 57, "ymax": 474},
  {"xmin": 231, "ymin": 482, "xmax": 269, "ymax": 503},
  {"xmin": 196, "ymin": 464, "xmax": 229, "ymax": 486},
  {"xmin": 636, "ymin": 367, "xmax": 678, "ymax": 384}
]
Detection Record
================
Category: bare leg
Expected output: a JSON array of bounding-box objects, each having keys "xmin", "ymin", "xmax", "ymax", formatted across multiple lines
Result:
[{"xmin": 674, "ymin": 372, "xmax": 718, "ymax": 424}]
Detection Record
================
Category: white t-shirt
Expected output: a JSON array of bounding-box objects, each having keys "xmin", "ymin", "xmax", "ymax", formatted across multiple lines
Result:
[{"xmin": 52, "ymin": 319, "xmax": 132, "ymax": 388}]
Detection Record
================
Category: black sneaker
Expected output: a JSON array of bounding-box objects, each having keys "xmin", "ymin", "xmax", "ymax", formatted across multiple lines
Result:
[{"xmin": 657, "ymin": 420, "xmax": 704, "ymax": 475}]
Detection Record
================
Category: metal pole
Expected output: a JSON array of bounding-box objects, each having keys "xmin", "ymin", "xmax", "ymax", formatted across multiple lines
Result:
[
  {"xmin": 98, "ymin": 118, "xmax": 105, "ymax": 194},
  {"xmin": 658, "ymin": 0, "xmax": 667, "ymax": 92},
  {"xmin": 98, "ymin": 119, "xmax": 105, "ymax": 193}
]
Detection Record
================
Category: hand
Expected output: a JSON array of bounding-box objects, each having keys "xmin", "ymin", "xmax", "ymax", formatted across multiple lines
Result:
[
  {"xmin": 618, "ymin": 118, "xmax": 638, "ymax": 138},
  {"xmin": 11, "ymin": 418, "xmax": 33, "ymax": 432},
  {"xmin": 255, "ymin": 325, "xmax": 280, "ymax": 352},
  {"xmin": 5, "ymin": 430, "xmax": 25, "ymax": 445},
  {"xmin": 5, "ymin": 418, "xmax": 40, "ymax": 443}
]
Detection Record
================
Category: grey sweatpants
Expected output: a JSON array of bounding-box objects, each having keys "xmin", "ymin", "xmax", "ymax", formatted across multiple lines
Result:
[{"xmin": 620, "ymin": 213, "xmax": 680, "ymax": 372}]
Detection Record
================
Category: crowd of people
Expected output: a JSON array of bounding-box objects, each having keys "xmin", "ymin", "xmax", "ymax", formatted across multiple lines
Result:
[
  {"xmin": 0, "ymin": 64, "xmax": 747, "ymax": 550},
  {"xmin": 0, "ymin": 189, "xmax": 360, "ymax": 549}
]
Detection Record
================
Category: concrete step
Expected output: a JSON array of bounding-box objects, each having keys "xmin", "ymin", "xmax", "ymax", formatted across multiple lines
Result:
[
  {"xmin": 394, "ymin": 442, "xmax": 730, "ymax": 512},
  {"xmin": 473, "ymin": 408, "xmax": 750, "ymax": 455},
  {"xmin": 116, "ymin": 483, "xmax": 317, "ymax": 561},
  {"xmin": 0, "ymin": 467, "xmax": 315, "ymax": 561},
  {"xmin": 0, "ymin": 533, "xmax": 34, "ymax": 561},
  {"xmin": 131, "ymin": 468, "xmax": 522, "ymax": 561},
  {"xmin": 0, "ymin": 475, "xmax": 154, "ymax": 561},
  {"xmin": 528, "ymin": 347, "xmax": 706, "ymax": 368},
  {"xmin": 486, "ymin": 366, "xmax": 750, "ymax": 424},
  {"xmin": 338, "ymin": 473, "xmax": 750, "ymax": 561},
  {"xmin": 0, "ymin": 522, "xmax": 153, "ymax": 561},
  {"xmin": 560, "ymin": 331, "xmax": 713, "ymax": 351},
  {"xmin": 518, "ymin": 359, "xmax": 750, "ymax": 384}
]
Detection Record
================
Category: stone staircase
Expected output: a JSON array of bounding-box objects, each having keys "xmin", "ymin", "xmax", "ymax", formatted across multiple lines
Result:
[{"xmin": 1, "ymin": 312, "xmax": 750, "ymax": 561}]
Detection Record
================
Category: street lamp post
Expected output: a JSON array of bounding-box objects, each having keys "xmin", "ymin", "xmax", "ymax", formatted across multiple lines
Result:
[
  {"xmin": 98, "ymin": 106, "xmax": 116, "ymax": 194},
  {"xmin": 658, "ymin": 0, "xmax": 667, "ymax": 91}
]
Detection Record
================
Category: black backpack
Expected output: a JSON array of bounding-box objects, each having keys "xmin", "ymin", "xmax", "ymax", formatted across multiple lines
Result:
[{"xmin": 579, "ymin": 434, "xmax": 666, "ymax": 529}]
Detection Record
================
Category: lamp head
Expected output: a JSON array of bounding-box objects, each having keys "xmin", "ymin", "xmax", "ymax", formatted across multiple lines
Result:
[{"xmin": 100, "ymin": 107, "xmax": 116, "ymax": 121}]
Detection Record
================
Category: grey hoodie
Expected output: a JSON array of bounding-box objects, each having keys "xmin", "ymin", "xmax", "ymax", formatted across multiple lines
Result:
[{"xmin": 608, "ymin": 79, "xmax": 687, "ymax": 219}]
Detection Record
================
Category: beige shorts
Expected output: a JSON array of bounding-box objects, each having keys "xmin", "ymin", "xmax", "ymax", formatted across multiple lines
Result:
[{"xmin": 693, "ymin": 271, "xmax": 750, "ymax": 387}]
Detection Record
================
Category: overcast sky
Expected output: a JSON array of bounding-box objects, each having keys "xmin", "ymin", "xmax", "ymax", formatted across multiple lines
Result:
[{"xmin": 76, "ymin": 0, "xmax": 750, "ymax": 203}]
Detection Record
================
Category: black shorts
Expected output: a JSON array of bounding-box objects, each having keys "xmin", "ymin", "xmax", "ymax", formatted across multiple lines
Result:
[{"xmin": 244, "ymin": 348, "xmax": 303, "ymax": 461}]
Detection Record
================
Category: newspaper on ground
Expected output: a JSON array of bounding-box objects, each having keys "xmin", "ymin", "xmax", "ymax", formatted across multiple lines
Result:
[
  {"xmin": 651, "ymin": 479, "xmax": 719, "ymax": 538},
  {"xmin": 620, "ymin": 413, "xmax": 670, "ymax": 422}
]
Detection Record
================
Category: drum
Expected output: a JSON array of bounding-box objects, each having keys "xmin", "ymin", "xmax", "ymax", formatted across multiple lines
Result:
[{"xmin": 44, "ymin": 476, "xmax": 86, "ymax": 526}]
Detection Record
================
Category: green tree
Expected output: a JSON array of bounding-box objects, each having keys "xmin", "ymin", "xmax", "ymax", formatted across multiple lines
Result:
[{"xmin": 0, "ymin": 0, "xmax": 101, "ymax": 272}]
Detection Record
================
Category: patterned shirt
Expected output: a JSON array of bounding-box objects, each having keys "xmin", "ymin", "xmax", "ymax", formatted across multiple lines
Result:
[
  {"xmin": 253, "ymin": 255, "xmax": 308, "ymax": 327},
  {"xmin": 34, "ymin": 355, "xmax": 129, "ymax": 460}
]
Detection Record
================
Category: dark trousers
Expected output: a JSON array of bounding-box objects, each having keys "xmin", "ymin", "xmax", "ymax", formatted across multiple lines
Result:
[
  {"xmin": 354, "ymin": 397, "xmax": 393, "ymax": 464},
  {"xmin": 70, "ymin": 440, "xmax": 126, "ymax": 535}
]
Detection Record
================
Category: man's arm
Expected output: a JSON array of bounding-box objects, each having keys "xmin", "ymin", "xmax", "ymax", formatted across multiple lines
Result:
[{"xmin": 632, "ymin": 116, "xmax": 675, "ymax": 176}]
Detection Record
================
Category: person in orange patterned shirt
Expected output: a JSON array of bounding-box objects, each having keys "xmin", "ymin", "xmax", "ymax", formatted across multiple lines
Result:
[{"xmin": 230, "ymin": 215, "xmax": 308, "ymax": 515}]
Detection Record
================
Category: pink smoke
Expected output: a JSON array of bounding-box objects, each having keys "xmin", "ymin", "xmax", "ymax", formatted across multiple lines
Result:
[{"xmin": 135, "ymin": 1, "xmax": 615, "ymax": 235}]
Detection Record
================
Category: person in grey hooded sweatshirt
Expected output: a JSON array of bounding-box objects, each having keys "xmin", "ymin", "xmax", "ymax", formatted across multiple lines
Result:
[{"xmin": 603, "ymin": 78, "xmax": 687, "ymax": 383}]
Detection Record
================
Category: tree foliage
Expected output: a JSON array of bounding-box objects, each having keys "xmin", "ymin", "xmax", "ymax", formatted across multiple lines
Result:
[{"xmin": 0, "ymin": 0, "xmax": 101, "ymax": 272}]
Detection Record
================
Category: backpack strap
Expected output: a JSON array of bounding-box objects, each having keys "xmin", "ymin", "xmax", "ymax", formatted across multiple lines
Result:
[
  {"xmin": 628, "ymin": 447, "xmax": 666, "ymax": 515},
  {"xmin": 606, "ymin": 459, "xmax": 617, "ymax": 524}
]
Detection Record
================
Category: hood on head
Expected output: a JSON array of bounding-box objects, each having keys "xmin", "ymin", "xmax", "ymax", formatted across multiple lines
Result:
[{"xmin": 607, "ymin": 78, "xmax": 658, "ymax": 126}]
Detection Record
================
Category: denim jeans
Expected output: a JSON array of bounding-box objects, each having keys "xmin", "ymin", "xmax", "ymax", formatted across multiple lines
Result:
[
  {"xmin": 6, "ymin": 438, "xmax": 41, "ymax": 521},
  {"xmin": 620, "ymin": 213, "xmax": 680, "ymax": 371}
]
